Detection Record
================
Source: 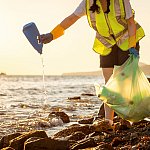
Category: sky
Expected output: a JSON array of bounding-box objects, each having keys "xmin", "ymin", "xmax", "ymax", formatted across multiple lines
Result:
[{"xmin": 0, "ymin": 0, "xmax": 150, "ymax": 75}]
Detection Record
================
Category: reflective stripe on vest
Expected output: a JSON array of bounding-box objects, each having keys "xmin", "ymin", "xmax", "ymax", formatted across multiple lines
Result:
[
  {"xmin": 117, "ymin": 23, "xmax": 145, "ymax": 50},
  {"xmin": 86, "ymin": 0, "xmax": 145, "ymax": 55},
  {"xmin": 117, "ymin": 23, "xmax": 141, "ymax": 46},
  {"xmin": 115, "ymin": 0, "xmax": 127, "ymax": 29}
]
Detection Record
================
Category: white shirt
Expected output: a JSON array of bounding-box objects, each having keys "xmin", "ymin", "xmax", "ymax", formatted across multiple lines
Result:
[{"xmin": 74, "ymin": 0, "xmax": 133, "ymax": 19}]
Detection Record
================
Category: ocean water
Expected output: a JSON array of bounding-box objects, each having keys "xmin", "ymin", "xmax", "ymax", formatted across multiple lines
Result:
[{"xmin": 0, "ymin": 75, "xmax": 104, "ymax": 137}]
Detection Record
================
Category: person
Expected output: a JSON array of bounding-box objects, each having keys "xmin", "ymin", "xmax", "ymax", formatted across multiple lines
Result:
[{"xmin": 39, "ymin": 0, "xmax": 145, "ymax": 126}]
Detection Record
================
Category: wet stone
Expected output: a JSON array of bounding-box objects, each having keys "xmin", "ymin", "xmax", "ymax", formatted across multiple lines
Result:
[
  {"xmin": 93, "ymin": 120, "xmax": 113, "ymax": 133},
  {"xmin": 94, "ymin": 142, "xmax": 114, "ymax": 150},
  {"xmin": 119, "ymin": 119, "xmax": 132, "ymax": 130},
  {"xmin": 66, "ymin": 131, "xmax": 86, "ymax": 141},
  {"xmin": 70, "ymin": 137, "xmax": 97, "ymax": 150},
  {"xmin": 53, "ymin": 125, "xmax": 95, "ymax": 139},
  {"xmin": 78, "ymin": 117, "xmax": 94, "ymax": 124},
  {"xmin": 1, "ymin": 147, "xmax": 15, "ymax": 150},
  {"xmin": 9, "ymin": 130, "xmax": 48, "ymax": 150},
  {"xmin": 0, "ymin": 133, "xmax": 21, "ymax": 149},
  {"xmin": 81, "ymin": 93, "xmax": 95, "ymax": 96},
  {"xmin": 24, "ymin": 137, "xmax": 70, "ymax": 150},
  {"xmin": 68, "ymin": 96, "xmax": 81, "ymax": 100},
  {"xmin": 111, "ymin": 137, "xmax": 122, "ymax": 147},
  {"xmin": 49, "ymin": 111, "xmax": 70, "ymax": 123}
]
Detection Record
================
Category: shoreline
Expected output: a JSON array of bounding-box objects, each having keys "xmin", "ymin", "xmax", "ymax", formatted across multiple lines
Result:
[{"xmin": 0, "ymin": 113, "xmax": 150, "ymax": 150}]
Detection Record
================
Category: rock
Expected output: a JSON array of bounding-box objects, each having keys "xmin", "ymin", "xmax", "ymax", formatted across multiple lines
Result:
[
  {"xmin": 130, "ymin": 132, "xmax": 139, "ymax": 140},
  {"xmin": 9, "ymin": 130, "xmax": 48, "ymax": 150},
  {"xmin": 93, "ymin": 120, "xmax": 113, "ymax": 132},
  {"xmin": 78, "ymin": 117, "xmax": 94, "ymax": 124},
  {"xmin": 37, "ymin": 120, "xmax": 51, "ymax": 128},
  {"xmin": 96, "ymin": 142, "xmax": 114, "ymax": 150},
  {"xmin": 120, "ymin": 119, "xmax": 132, "ymax": 130},
  {"xmin": 114, "ymin": 119, "xmax": 132, "ymax": 131},
  {"xmin": 66, "ymin": 132, "xmax": 86, "ymax": 141},
  {"xmin": 81, "ymin": 93, "xmax": 95, "ymax": 96},
  {"xmin": 113, "ymin": 116, "xmax": 121, "ymax": 123},
  {"xmin": 131, "ymin": 145, "xmax": 138, "ymax": 150},
  {"xmin": 113, "ymin": 122, "xmax": 120, "ymax": 131},
  {"xmin": 137, "ymin": 136, "xmax": 150, "ymax": 149},
  {"xmin": 24, "ymin": 137, "xmax": 42, "ymax": 144},
  {"xmin": 70, "ymin": 138, "xmax": 97, "ymax": 150},
  {"xmin": 88, "ymin": 134, "xmax": 105, "ymax": 144},
  {"xmin": 49, "ymin": 111, "xmax": 70, "ymax": 123},
  {"xmin": 1, "ymin": 147, "xmax": 15, "ymax": 150},
  {"xmin": 119, "ymin": 145, "xmax": 132, "ymax": 150},
  {"xmin": 53, "ymin": 125, "xmax": 95, "ymax": 139},
  {"xmin": 0, "ymin": 94, "xmax": 7, "ymax": 96},
  {"xmin": 24, "ymin": 137, "xmax": 70, "ymax": 150},
  {"xmin": 0, "ymin": 133, "xmax": 21, "ymax": 149},
  {"xmin": 111, "ymin": 137, "xmax": 122, "ymax": 147},
  {"xmin": 132, "ymin": 119, "xmax": 148, "ymax": 126},
  {"xmin": 68, "ymin": 96, "xmax": 81, "ymax": 100}
]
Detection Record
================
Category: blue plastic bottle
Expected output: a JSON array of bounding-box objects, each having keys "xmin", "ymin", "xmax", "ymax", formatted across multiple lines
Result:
[{"xmin": 23, "ymin": 22, "xmax": 43, "ymax": 54}]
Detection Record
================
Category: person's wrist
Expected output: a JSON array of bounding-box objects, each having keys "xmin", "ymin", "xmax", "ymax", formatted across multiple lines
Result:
[
  {"xmin": 47, "ymin": 33, "xmax": 53, "ymax": 42},
  {"xmin": 129, "ymin": 35, "xmax": 136, "ymax": 48},
  {"xmin": 50, "ymin": 24, "xmax": 64, "ymax": 40}
]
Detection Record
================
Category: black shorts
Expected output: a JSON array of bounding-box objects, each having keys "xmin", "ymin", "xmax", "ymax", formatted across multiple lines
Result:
[{"xmin": 100, "ymin": 43, "xmax": 140, "ymax": 68}]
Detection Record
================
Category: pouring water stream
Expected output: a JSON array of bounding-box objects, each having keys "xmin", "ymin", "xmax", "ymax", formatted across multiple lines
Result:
[{"xmin": 40, "ymin": 54, "xmax": 48, "ymax": 105}]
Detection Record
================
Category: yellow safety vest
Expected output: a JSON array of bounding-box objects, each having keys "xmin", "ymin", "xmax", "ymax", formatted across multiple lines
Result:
[{"xmin": 86, "ymin": 0, "xmax": 145, "ymax": 56}]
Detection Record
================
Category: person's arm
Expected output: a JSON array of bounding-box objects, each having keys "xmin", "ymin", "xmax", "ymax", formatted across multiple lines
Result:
[
  {"xmin": 39, "ymin": 13, "xmax": 80, "ymax": 44},
  {"xmin": 127, "ymin": 16, "xmax": 136, "ymax": 48},
  {"xmin": 60, "ymin": 13, "xmax": 80, "ymax": 30},
  {"xmin": 124, "ymin": 0, "xmax": 136, "ymax": 48}
]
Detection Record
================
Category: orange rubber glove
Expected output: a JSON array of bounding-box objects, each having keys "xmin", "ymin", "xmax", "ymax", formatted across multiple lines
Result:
[
  {"xmin": 129, "ymin": 35, "xmax": 136, "ymax": 48},
  {"xmin": 51, "ymin": 24, "xmax": 65, "ymax": 40}
]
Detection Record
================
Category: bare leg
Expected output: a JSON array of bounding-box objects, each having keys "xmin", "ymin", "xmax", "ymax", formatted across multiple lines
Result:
[{"xmin": 102, "ymin": 68, "xmax": 114, "ymax": 125}]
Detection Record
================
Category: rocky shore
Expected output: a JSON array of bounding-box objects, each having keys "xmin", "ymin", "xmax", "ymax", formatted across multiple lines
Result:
[
  {"xmin": 0, "ymin": 78, "xmax": 149, "ymax": 150},
  {"xmin": 0, "ymin": 110, "xmax": 150, "ymax": 150}
]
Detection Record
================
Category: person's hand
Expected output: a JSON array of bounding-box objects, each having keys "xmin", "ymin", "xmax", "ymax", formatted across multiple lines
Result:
[{"xmin": 38, "ymin": 33, "xmax": 53, "ymax": 44}]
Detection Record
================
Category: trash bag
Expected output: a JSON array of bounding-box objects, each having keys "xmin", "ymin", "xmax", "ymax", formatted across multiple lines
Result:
[{"xmin": 97, "ymin": 54, "xmax": 150, "ymax": 122}]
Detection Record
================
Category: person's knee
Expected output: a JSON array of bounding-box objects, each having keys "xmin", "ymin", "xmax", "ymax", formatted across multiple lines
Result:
[{"xmin": 102, "ymin": 68, "xmax": 113, "ymax": 83}]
